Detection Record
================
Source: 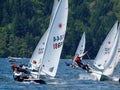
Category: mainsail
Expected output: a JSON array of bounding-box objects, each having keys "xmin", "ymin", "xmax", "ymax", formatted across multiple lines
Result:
[
  {"xmin": 90, "ymin": 21, "xmax": 120, "ymax": 81},
  {"xmin": 29, "ymin": 0, "xmax": 59, "ymax": 71},
  {"xmin": 73, "ymin": 32, "xmax": 86, "ymax": 64},
  {"xmin": 29, "ymin": 0, "xmax": 68, "ymax": 78},
  {"xmin": 94, "ymin": 21, "xmax": 119, "ymax": 70},
  {"xmin": 41, "ymin": 0, "xmax": 68, "ymax": 77},
  {"xmin": 29, "ymin": 29, "xmax": 49, "ymax": 70},
  {"xmin": 102, "ymin": 23, "xmax": 120, "ymax": 76}
]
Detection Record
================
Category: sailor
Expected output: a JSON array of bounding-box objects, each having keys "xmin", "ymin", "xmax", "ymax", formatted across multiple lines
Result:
[
  {"xmin": 28, "ymin": 60, "xmax": 39, "ymax": 72},
  {"xmin": 19, "ymin": 62, "xmax": 27, "ymax": 69},
  {"xmin": 11, "ymin": 64, "xmax": 30, "ymax": 74},
  {"xmin": 82, "ymin": 62, "xmax": 93, "ymax": 73},
  {"xmin": 13, "ymin": 67, "xmax": 30, "ymax": 81},
  {"xmin": 19, "ymin": 62, "xmax": 29, "ymax": 71},
  {"xmin": 75, "ymin": 51, "xmax": 88, "ymax": 68}
]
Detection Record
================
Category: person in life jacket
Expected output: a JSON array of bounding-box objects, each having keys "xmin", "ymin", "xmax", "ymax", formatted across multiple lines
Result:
[
  {"xmin": 29, "ymin": 60, "xmax": 39, "ymax": 72},
  {"xmin": 11, "ymin": 64, "xmax": 30, "ymax": 74},
  {"xmin": 75, "ymin": 51, "xmax": 88, "ymax": 68},
  {"xmin": 13, "ymin": 66, "xmax": 30, "ymax": 81}
]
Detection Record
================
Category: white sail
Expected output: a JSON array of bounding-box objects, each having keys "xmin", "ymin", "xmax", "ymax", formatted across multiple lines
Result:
[
  {"xmin": 49, "ymin": 0, "xmax": 59, "ymax": 24},
  {"xmin": 29, "ymin": 0, "xmax": 62, "ymax": 77},
  {"xmin": 103, "ymin": 23, "xmax": 120, "ymax": 76},
  {"xmin": 29, "ymin": 29, "xmax": 49, "ymax": 70},
  {"xmin": 94, "ymin": 21, "xmax": 119, "ymax": 70},
  {"xmin": 41, "ymin": 0, "xmax": 68, "ymax": 77},
  {"xmin": 73, "ymin": 32, "xmax": 86, "ymax": 63}
]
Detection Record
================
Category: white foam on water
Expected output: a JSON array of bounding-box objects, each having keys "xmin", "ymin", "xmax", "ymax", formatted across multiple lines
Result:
[{"xmin": 78, "ymin": 74, "xmax": 98, "ymax": 80}]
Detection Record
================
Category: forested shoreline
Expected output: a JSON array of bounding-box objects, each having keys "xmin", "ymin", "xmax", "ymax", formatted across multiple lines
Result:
[{"xmin": 0, "ymin": 0, "xmax": 120, "ymax": 59}]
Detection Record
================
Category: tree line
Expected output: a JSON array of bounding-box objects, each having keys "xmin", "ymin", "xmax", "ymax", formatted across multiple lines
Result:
[{"xmin": 0, "ymin": 0, "xmax": 120, "ymax": 59}]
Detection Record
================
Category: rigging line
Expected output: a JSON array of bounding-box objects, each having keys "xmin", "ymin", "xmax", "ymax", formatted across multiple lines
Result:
[
  {"xmin": 87, "ymin": 47, "xmax": 92, "ymax": 52},
  {"xmin": 87, "ymin": 53, "xmax": 91, "ymax": 60},
  {"xmin": 86, "ymin": 53, "xmax": 92, "ymax": 65},
  {"xmin": 85, "ymin": 47, "xmax": 92, "ymax": 61}
]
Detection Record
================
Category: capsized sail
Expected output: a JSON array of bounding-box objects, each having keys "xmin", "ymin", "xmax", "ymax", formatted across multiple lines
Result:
[
  {"xmin": 94, "ymin": 21, "xmax": 119, "ymax": 70},
  {"xmin": 41, "ymin": 0, "xmax": 68, "ymax": 77}
]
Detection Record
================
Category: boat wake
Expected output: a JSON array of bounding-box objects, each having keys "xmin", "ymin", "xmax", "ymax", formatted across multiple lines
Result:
[{"xmin": 78, "ymin": 74, "xmax": 98, "ymax": 81}]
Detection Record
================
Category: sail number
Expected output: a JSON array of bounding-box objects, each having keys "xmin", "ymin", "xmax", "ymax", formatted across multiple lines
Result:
[
  {"xmin": 53, "ymin": 35, "xmax": 65, "ymax": 42},
  {"xmin": 38, "ymin": 48, "xmax": 44, "ymax": 54},
  {"xmin": 104, "ymin": 48, "xmax": 110, "ymax": 54},
  {"xmin": 53, "ymin": 42, "xmax": 63, "ymax": 49},
  {"xmin": 53, "ymin": 35, "xmax": 64, "ymax": 49}
]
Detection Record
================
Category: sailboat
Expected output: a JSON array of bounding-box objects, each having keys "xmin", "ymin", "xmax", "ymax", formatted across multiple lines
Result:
[
  {"xmin": 28, "ymin": 0, "xmax": 61, "ymax": 78},
  {"xmin": 91, "ymin": 21, "xmax": 120, "ymax": 82},
  {"xmin": 12, "ymin": 0, "xmax": 68, "ymax": 84},
  {"xmin": 72, "ymin": 32, "xmax": 86, "ymax": 65}
]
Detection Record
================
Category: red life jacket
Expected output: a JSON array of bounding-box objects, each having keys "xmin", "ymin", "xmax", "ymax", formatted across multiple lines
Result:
[{"xmin": 75, "ymin": 57, "xmax": 81, "ymax": 62}]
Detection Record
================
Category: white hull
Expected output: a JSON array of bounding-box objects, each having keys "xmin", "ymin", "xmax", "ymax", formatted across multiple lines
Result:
[
  {"xmin": 91, "ymin": 70, "xmax": 102, "ymax": 81},
  {"xmin": 31, "ymin": 71, "xmax": 46, "ymax": 79},
  {"xmin": 79, "ymin": 70, "xmax": 102, "ymax": 81},
  {"xmin": 90, "ymin": 70, "xmax": 120, "ymax": 82}
]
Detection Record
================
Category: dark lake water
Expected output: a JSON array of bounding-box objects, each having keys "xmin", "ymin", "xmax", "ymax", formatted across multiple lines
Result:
[{"xmin": 0, "ymin": 58, "xmax": 120, "ymax": 90}]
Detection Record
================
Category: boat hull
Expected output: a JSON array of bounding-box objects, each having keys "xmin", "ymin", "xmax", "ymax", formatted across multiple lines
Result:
[
  {"xmin": 14, "ymin": 78, "xmax": 46, "ymax": 84},
  {"xmin": 24, "ymin": 79, "xmax": 46, "ymax": 84},
  {"xmin": 91, "ymin": 70, "xmax": 120, "ymax": 82}
]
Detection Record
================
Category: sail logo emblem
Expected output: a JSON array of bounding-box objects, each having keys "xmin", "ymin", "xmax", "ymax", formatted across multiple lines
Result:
[{"xmin": 58, "ymin": 23, "xmax": 62, "ymax": 28}]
